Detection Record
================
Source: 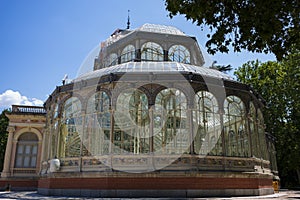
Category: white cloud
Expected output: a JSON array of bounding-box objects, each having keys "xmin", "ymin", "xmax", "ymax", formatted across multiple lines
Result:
[{"xmin": 0, "ymin": 90, "xmax": 44, "ymax": 109}]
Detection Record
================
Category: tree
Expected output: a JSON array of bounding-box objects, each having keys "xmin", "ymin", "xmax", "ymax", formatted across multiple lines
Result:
[
  {"xmin": 234, "ymin": 49, "xmax": 300, "ymax": 187},
  {"xmin": 209, "ymin": 60, "xmax": 233, "ymax": 73},
  {"xmin": 165, "ymin": 0, "xmax": 300, "ymax": 60},
  {"xmin": 0, "ymin": 109, "xmax": 10, "ymax": 171}
]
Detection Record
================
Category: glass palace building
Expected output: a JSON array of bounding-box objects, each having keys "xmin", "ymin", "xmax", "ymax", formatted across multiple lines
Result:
[{"xmin": 1, "ymin": 24, "xmax": 278, "ymax": 197}]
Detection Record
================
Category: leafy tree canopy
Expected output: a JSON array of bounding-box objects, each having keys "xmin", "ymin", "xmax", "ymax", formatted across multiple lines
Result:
[
  {"xmin": 0, "ymin": 109, "xmax": 10, "ymax": 171},
  {"xmin": 165, "ymin": 0, "xmax": 300, "ymax": 60},
  {"xmin": 234, "ymin": 48, "xmax": 300, "ymax": 187}
]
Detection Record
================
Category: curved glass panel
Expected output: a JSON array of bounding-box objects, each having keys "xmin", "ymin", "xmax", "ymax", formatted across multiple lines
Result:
[
  {"xmin": 249, "ymin": 102, "xmax": 259, "ymax": 157},
  {"xmin": 193, "ymin": 91, "xmax": 222, "ymax": 155},
  {"xmin": 121, "ymin": 45, "xmax": 135, "ymax": 63},
  {"xmin": 141, "ymin": 42, "xmax": 164, "ymax": 61},
  {"xmin": 114, "ymin": 89, "xmax": 150, "ymax": 154},
  {"xmin": 224, "ymin": 96, "xmax": 249, "ymax": 157},
  {"xmin": 168, "ymin": 45, "xmax": 190, "ymax": 64},
  {"xmin": 106, "ymin": 53, "xmax": 118, "ymax": 67},
  {"xmin": 154, "ymin": 88, "xmax": 189, "ymax": 154},
  {"xmin": 50, "ymin": 121, "xmax": 58, "ymax": 159},
  {"xmin": 258, "ymin": 109, "xmax": 268, "ymax": 160},
  {"xmin": 138, "ymin": 24, "xmax": 186, "ymax": 36},
  {"xmin": 84, "ymin": 92, "xmax": 111, "ymax": 156},
  {"xmin": 59, "ymin": 97, "xmax": 82, "ymax": 158},
  {"xmin": 53, "ymin": 103, "xmax": 59, "ymax": 119},
  {"xmin": 75, "ymin": 62, "xmax": 234, "ymax": 82}
]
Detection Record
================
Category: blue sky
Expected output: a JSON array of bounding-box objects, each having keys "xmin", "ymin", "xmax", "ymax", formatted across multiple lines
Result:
[{"xmin": 0, "ymin": 0, "xmax": 275, "ymax": 111}]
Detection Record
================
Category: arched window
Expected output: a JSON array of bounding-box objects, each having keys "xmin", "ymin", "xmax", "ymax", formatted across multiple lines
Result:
[
  {"xmin": 114, "ymin": 89, "xmax": 149, "ymax": 154},
  {"xmin": 121, "ymin": 45, "xmax": 135, "ymax": 63},
  {"xmin": 224, "ymin": 96, "xmax": 249, "ymax": 157},
  {"xmin": 106, "ymin": 53, "xmax": 118, "ymax": 67},
  {"xmin": 168, "ymin": 45, "xmax": 190, "ymax": 64},
  {"xmin": 154, "ymin": 88, "xmax": 188, "ymax": 154},
  {"xmin": 258, "ymin": 109, "xmax": 268, "ymax": 160},
  {"xmin": 85, "ymin": 91, "xmax": 111, "ymax": 156},
  {"xmin": 50, "ymin": 103, "xmax": 59, "ymax": 159},
  {"xmin": 15, "ymin": 133, "xmax": 38, "ymax": 168},
  {"xmin": 60, "ymin": 97, "xmax": 82, "ymax": 158},
  {"xmin": 53, "ymin": 103, "xmax": 59, "ymax": 119},
  {"xmin": 193, "ymin": 91, "xmax": 221, "ymax": 155},
  {"xmin": 249, "ymin": 102, "xmax": 259, "ymax": 157},
  {"xmin": 141, "ymin": 42, "xmax": 163, "ymax": 61}
]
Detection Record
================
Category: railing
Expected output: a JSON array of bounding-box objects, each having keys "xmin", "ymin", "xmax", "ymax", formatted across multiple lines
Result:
[
  {"xmin": 54, "ymin": 154, "xmax": 259, "ymax": 173},
  {"xmin": 11, "ymin": 105, "xmax": 46, "ymax": 114}
]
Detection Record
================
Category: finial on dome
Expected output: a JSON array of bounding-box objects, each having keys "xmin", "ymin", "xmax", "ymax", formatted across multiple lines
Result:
[{"xmin": 127, "ymin": 10, "xmax": 130, "ymax": 29}]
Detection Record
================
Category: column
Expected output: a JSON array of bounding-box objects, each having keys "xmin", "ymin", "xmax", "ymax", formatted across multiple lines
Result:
[
  {"xmin": 109, "ymin": 109, "xmax": 115, "ymax": 154},
  {"xmin": 188, "ymin": 107, "xmax": 195, "ymax": 154},
  {"xmin": 1, "ymin": 126, "xmax": 15, "ymax": 178},
  {"xmin": 149, "ymin": 106, "xmax": 154, "ymax": 152}
]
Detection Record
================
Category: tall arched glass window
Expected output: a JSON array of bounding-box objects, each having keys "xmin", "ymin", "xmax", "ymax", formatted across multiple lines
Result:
[
  {"xmin": 50, "ymin": 103, "xmax": 59, "ymax": 159},
  {"xmin": 114, "ymin": 89, "xmax": 150, "ymax": 154},
  {"xmin": 257, "ymin": 109, "xmax": 268, "ymax": 160},
  {"xmin": 85, "ymin": 91, "xmax": 111, "ymax": 156},
  {"xmin": 141, "ymin": 42, "xmax": 163, "ymax": 61},
  {"xmin": 224, "ymin": 96, "xmax": 249, "ymax": 157},
  {"xmin": 53, "ymin": 103, "xmax": 59, "ymax": 119},
  {"xmin": 249, "ymin": 102, "xmax": 259, "ymax": 157},
  {"xmin": 60, "ymin": 97, "xmax": 82, "ymax": 158},
  {"xmin": 15, "ymin": 132, "xmax": 38, "ymax": 168},
  {"xmin": 168, "ymin": 45, "xmax": 190, "ymax": 64},
  {"xmin": 193, "ymin": 91, "xmax": 222, "ymax": 156},
  {"xmin": 106, "ymin": 53, "xmax": 118, "ymax": 67},
  {"xmin": 121, "ymin": 45, "xmax": 135, "ymax": 63},
  {"xmin": 154, "ymin": 88, "xmax": 189, "ymax": 154}
]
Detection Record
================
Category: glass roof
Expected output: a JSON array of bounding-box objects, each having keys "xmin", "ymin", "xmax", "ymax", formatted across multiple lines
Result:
[
  {"xmin": 137, "ymin": 23, "xmax": 186, "ymax": 36},
  {"xmin": 74, "ymin": 62, "xmax": 233, "ymax": 82}
]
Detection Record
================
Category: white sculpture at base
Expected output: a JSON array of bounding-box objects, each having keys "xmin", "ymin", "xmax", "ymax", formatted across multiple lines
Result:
[{"xmin": 49, "ymin": 158, "xmax": 60, "ymax": 172}]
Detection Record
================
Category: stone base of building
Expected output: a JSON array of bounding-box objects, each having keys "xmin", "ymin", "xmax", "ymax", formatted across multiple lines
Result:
[
  {"xmin": 0, "ymin": 178, "xmax": 38, "ymax": 191},
  {"xmin": 38, "ymin": 188, "xmax": 274, "ymax": 198},
  {"xmin": 37, "ymin": 175, "xmax": 274, "ymax": 197}
]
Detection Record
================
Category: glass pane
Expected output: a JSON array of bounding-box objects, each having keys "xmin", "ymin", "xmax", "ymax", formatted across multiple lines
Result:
[
  {"xmin": 168, "ymin": 45, "xmax": 190, "ymax": 64},
  {"xmin": 32, "ymin": 145, "xmax": 38, "ymax": 154},
  {"xmin": 17, "ymin": 145, "xmax": 23, "ymax": 154},
  {"xmin": 141, "ymin": 42, "xmax": 163, "ymax": 61},
  {"xmin": 114, "ymin": 89, "xmax": 150, "ymax": 154},
  {"xmin": 25, "ymin": 145, "xmax": 31, "ymax": 154},
  {"xmin": 154, "ymin": 88, "xmax": 189, "ymax": 154},
  {"xmin": 15, "ymin": 156, "xmax": 22, "ymax": 168},
  {"xmin": 193, "ymin": 91, "xmax": 221, "ymax": 156},
  {"xmin": 60, "ymin": 97, "xmax": 82, "ymax": 158},
  {"xmin": 223, "ymin": 96, "xmax": 248, "ymax": 157},
  {"xmin": 23, "ymin": 156, "xmax": 30, "ymax": 167},
  {"xmin": 30, "ymin": 156, "xmax": 37, "ymax": 167},
  {"xmin": 121, "ymin": 45, "xmax": 135, "ymax": 63}
]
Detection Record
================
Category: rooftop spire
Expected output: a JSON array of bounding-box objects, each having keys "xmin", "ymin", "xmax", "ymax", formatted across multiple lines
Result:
[{"xmin": 127, "ymin": 10, "xmax": 130, "ymax": 29}]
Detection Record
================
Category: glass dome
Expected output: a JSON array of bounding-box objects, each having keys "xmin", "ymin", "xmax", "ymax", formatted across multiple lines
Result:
[
  {"xmin": 75, "ymin": 61, "xmax": 233, "ymax": 82},
  {"xmin": 137, "ymin": 23, "xmax": 186, "ymax": 36}
]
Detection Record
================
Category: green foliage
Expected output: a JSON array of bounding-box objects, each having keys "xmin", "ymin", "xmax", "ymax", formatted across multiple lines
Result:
[
  {"xmin": 210, "ymin": 60, "xmax": 233, "ymax": 73},
  {"xmin": 234, "ymin": 49, "xmax": 300, "ymax": 187},
  {"xmin": 0, "ymin": 109, "xmax": 10, "ymax": 171},
  {"xmin": 165, "ymin": 0, "xmax": 300, "ymax": 60}
]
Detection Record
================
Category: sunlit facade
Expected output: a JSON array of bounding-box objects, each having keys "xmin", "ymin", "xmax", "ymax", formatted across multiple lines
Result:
[{"xmin": 1, "ymin": 24, "xmax": 278, "ymax": 197}]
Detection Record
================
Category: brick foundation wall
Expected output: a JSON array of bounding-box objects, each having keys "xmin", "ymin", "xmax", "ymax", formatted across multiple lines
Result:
[
  {"xmin": 0, "ymin": 179, "xmax": 38, "ymax": 191},
  {"xmin": 38, "ymin": 177, "xmax": 273, "ymax": 190}
]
